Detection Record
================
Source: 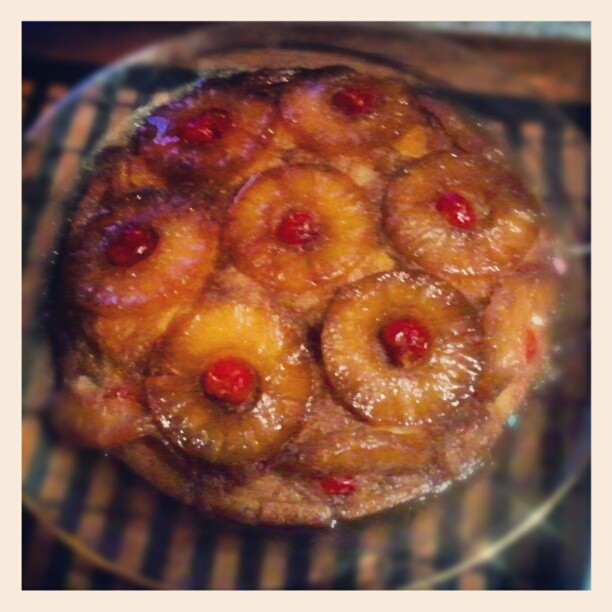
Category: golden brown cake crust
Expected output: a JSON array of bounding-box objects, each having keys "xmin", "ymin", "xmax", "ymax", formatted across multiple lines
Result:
[{"xmin": 54, "ymin": 66, "xmax": 558, "ymax": 526}]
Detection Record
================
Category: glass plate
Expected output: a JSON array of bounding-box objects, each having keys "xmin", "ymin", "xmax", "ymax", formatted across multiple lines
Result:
[{"xmin": 22, "ymin": 23, "xmax": 590, "ymax": 589}]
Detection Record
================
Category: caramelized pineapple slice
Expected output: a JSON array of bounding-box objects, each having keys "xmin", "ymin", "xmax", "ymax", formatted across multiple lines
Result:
[
  {"xmin": 135, "ymin": 82, "xmax": 277, "ymax": 183},
  {"xmin": 392, "ymin": 119, "xmax": 452, "ymax": 161},
  {"xmin": 225, "ymin": 165, "xmax": 379, "ymax": 298},
  {"xmin": 299, "ymin": 426, "xmax": 433, "ymax": 475},
  {"xmin": 146, "ymin": 296, "xmax": 314, "ymax": 465},
  {"xmin": 280, "ymin": 67, "xmax": 424, "ymax": 154},
  {"xmin": 92, "ymin": 145, "xmax": 166, "ymax": 194},
  {"xmin": 88, "ymin": 305, "xmax": 183, "ymax": 367},
  {"xmin": 54, "ymin": 370, "xmax": 154, "ymax": 449},
  {"xmin": 416, "ymin": 96, "xmax": 507, "ymax": 164},
  {"xmin": 69, "ymin": 146, "xmax": 166, "ymax": 240},
  {"xmin": 385, "ymin": 152, "xmax": 540, "ymax": 301},
  {"xmin": 66, "ymin": 190, "xmax": 219, "ymax": 316},
  {"xmin": 322, "ymin": 270, "xmax": 483, "ymax": 426},
  {"xmin": 285, "ymin": 397, "xmax": 434, "ymax": 475},
  {"xmin": 483, "ymin": 266, "xmax": 558, "ymax": 391}
]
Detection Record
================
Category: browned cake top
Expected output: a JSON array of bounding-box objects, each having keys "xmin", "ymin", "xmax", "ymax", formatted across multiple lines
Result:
[{"xmin": 54, "ymin": 66, "xmax": 557, "ymax": 525}]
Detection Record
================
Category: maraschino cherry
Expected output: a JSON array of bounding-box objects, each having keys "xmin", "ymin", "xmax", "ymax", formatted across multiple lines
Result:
[
  {"xmin": 332, "ymin": 86, "xmax": 376, "ymax": 117},
  {"xmin": 525, "ymin": 328, "xmax": 539, "ymax": 363},
  {"xmin": 435, "ymin": 191, "xmax": 477, "ymax": 230},
  {"xmin": 178, "ymin": 108, "xmax": 232, "ymax": 145},
  {"xmin": 105, "ymin": 223, "xmax": 159, "ymax": 268},
  {"xmin": 380, "ymin": 317, "xmax": 431, "ymax": 367},
  {"xmin": 319, "ymin": 476, "xmax": 356, "ymax": 496},
  {"xmin": 276, "ymin": 209, "xmax": 321, "ymax": 247},
  {"xmin": 202, "ymin": 357, "xmax": 257, "ymax": 406}
]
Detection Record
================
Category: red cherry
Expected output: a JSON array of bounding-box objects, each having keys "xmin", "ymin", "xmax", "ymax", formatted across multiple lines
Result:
[
  {"xmin": 275, "ymin": 209, "xmax": 321, "ymax": 246},
  {"xmin": 319, "ymin": 476, "xmax": 356, "ymax": 496},
  {"xmin": 435, "ymin": 191, "xmax": 477, "ymax": 229},
  {"xmin": 105, "ymin": 223, "xmax": 159, "ymax": 268},
  {"xmin": 332, "ymin": 86, "xmax": 376, "ymax": 117},
  {"xmin": 380, "ymin": 317, "xmax": 431, "ymax": 367},
  {"xmin": 202, "ymin": 357, "xmax": 257, "ymax": 406},
  {"xmin": 178, "ymin": 108, "xmax": 232, "ymax": 145},
  {"xmin": 525, "ymin": 328, "xmax": 539, "ymax": 363}
]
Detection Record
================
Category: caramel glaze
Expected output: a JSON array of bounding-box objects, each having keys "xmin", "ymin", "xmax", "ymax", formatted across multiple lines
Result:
[{"xmin": 55, "ymin": 66, "xmax": 559, "ymax": 525}]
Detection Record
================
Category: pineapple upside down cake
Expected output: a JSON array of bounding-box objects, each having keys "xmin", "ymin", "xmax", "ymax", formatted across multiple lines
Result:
[{"xmin": 54, "ymin": 66, "xmax": 558, "ymax": 525}]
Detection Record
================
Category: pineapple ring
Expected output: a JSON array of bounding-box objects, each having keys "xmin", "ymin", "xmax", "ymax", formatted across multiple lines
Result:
[
  {"xmin": 86, "ymin": 305, "xmax": 184, "ymax": 368},
  {"xmin": 322, "ymin": 270, "xmax": 483, "ymax": 426},
  {"xmin": 135, "ymin": 82, "xmax": 277, "ymax": 182},
  {"xmin": 87, "ymin": 146, "xmax": 166, "ymax": 197},
  {"xmin": 385, "ymin": 152, "xmax": 540, "ymax": 283},
  {"xmin": 54, "ymin": 371, "xmax": 154, "ymax": 449},
  {"xmin": 483, "ymin": 266, "xmax": 558, "ymax": 392},
  {"xmin": 281, "ymin": 398, "xmax": 434, "ymax": 475},
  {"xmin": 66, "ymin": 191, "xmax": 219, "ymax": 316},
  {"xmin": 69, "ymin": 148, "xmax": 167, "ymax": 240},
  {"xmin": 292, "ymin": 420, "xmax": 434, "ymax": 475},
  {"xmin": 224, "ymin": 165, "xmax": 379, "ymax": 294},
  {"xmin": 416, "ymin": 96, "xmax": 506, "ymax": 163},
  {"xmin": 391, "ymin": 120, "xmax": 452, "ymax": 161},
  {"xmin": 146, "ymin": 300, "xmax": 313, "ymax": 465},
  {"xmin": 280, "ymin": 67, "xmax": 424, "ymax": 154}
]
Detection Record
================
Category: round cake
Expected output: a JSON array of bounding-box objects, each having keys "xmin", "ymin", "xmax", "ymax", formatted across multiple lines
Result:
[{"xmin": 53, "ymin": 66, "xmax": 558, "ymax": 525}]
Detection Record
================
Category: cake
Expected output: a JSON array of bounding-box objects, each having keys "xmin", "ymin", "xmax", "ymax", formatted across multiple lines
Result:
[{"xmin": 53, "ymin": 66, "xmax": 557, "ymax": 525}]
